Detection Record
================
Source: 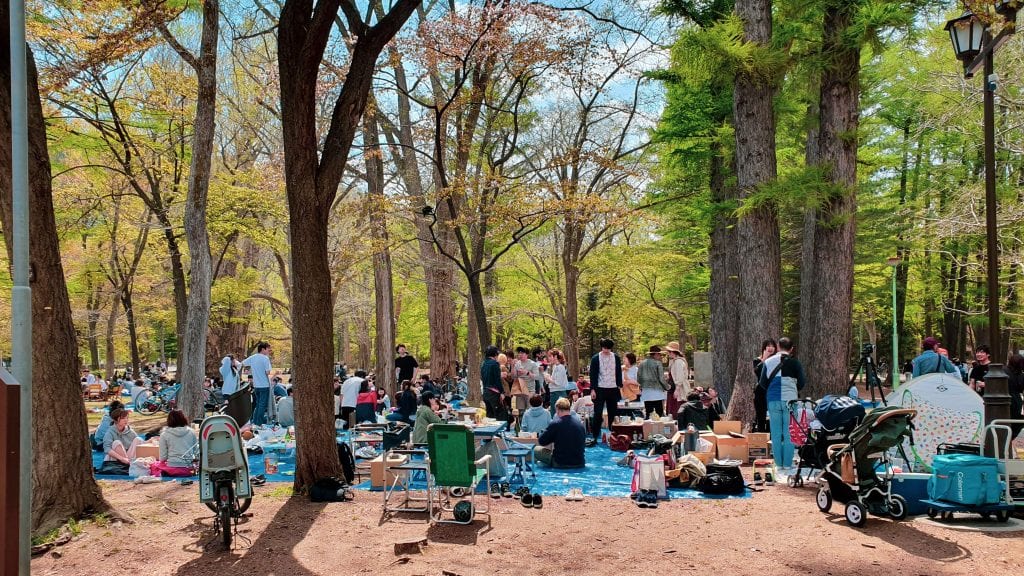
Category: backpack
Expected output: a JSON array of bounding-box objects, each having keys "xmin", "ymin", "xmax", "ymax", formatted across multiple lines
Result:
[
  {"xmin": 696, "ymin": 463, "xmax": 746, "ymax": 495},
  {"xmin": 336, "ymin": 441, "xmax": 355, "ymax": 484},
  {"xmin": 309, "ymin": 476, "xmax": 353, "ymax": 502}
]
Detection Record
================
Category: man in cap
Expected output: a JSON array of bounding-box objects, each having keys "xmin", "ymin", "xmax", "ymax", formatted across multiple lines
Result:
[{"xmin": 911, "ymin": 337, "xmax": 958, "ymax": 378}]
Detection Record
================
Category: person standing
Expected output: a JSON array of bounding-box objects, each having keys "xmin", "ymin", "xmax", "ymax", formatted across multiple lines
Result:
[
  {"xmin": 753, "ymin": 339, "xmax": 777, "ymax": 433},
  {"xmin": 969, "ymin": 344, "xmax": 992, "ymax": 395},
  {"xmin": 759, "ymin": 337, "xmax": 806, "ymax": 471},
  {"xmin": 242, "ymin": 342, "xmax": 273, "ymax": 426},
  {"xmin": 512, "ymin": 347, "xmax": 541, "ymax": 414},
  {"xmin": 481, "ymin": 346, "xmax": 508, "ymax": 419},
  {"xmin": 636, "ymin": 346, "xmax": 668, "ymax": 418},
  {"xmin": 589, "ymin": 338, "xmax": 622, "ymax": 443},
  {"xmin": 544, "ymin": 348, "xmax": 569, "ymax": 416},
  {"xmin": 395, "ymin": 344, "xmax": 419, "ymax": 385},
  {"xmin": 665, "ymin": 341, "xmax": 689, "ymax": 417},
  {"xmin": 910, "ymin": 337, "xmax": 957, "ymax": 378},
  {"xmin": 621, "ymin": 352, "xmax": 641, "ymax": 402},
  {"xmin": 339, "ymin": 370, "xmax": 366, "ymax": 429}
]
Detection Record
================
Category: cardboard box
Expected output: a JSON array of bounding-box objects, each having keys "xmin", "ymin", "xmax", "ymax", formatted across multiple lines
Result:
[
  {"xmin": 748, "ymin": 446, "xmax": 769, "ymax": 461},
  {"xmin": 747, "ymin": 432, "xmax": 769, "ymax": 449},
  {"xmin": 715, "ymin": 434, "xmax": 749, "ymax": 461},
  {"xmin": 370, "ymin": 453, "xmax": 409, "ymax": 488},
  {"xmin": 692, "ymin": 450, "xmax": 715, "ymax": 465},
  {"xmin": 700, "ymin": 432, "xmax": 718, "ymax": 450},
  {"xmin": 644, "ymin": 420, "xmax": 678, "ymax": 440},
  {"xmin": 136, "ymin": 443, "xmax": 160, "ymax": 459},
  {"xmin": 713, "ymin": 420, "xmax": 742, "ymax": 436}
]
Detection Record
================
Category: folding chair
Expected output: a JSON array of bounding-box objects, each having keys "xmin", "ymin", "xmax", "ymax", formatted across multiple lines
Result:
[
  {"xmin": 426, "ymin": 424, "xmax": 491, "ymax": 525},
  {"xmin": 87, "ymin": 384, "xmax": 103, "ymax": 400},
  {"xmin": 349, "ymin": 423, "xmax": 386, "ymax": 482},
  {"xmin": 382, "ymin": 448, "xmax": 430, "ymax": 518}
]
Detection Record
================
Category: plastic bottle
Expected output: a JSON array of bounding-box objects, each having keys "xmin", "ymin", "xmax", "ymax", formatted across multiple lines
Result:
[{"xmin": 684, "ymin": 423, "xmax": 699, "ymax": 454}]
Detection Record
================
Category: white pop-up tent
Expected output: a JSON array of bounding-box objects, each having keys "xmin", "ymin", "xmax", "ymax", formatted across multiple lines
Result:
[{"xmin": 885, "ymin": 373, "xmax": 984, "ymax": 472}]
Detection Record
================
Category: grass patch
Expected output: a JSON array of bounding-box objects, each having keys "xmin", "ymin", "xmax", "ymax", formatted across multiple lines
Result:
[{"xmin": 262, "ymin": 485, "xmax": 295, "ymax": 498}]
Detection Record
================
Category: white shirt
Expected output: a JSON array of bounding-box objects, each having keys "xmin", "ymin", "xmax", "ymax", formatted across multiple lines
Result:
[
  {"xmin": 242, "ymin": 352, "xmax": 272, "ymax": 389},
  {"xmin": 548, "ymin": 364, "xmax": 568, "ymax": 392},
  {"xmin": 598, "ymin": 351, "xmax": 616, "ymax": 388},
  {"xmin": 340, "ymin": 376, "xmax": 363, "ymax": 408}
]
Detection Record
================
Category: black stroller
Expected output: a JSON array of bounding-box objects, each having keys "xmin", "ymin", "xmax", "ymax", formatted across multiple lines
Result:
[
  {"xmin": 815, "ymin": 406, "xmax": 917, "ymax": 527},
  {"xmin": 786, "ymin": 395, "xmax": 865, "ymax": 487},
  {"xmin": 221, "ymin": 383, "xmax": 254, "ymax": 427}
]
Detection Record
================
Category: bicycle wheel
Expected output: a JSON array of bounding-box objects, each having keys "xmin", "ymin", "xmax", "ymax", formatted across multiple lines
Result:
[
  {"xmin": 218, "ymin": 483, "xmax": 234, "ymax": 547},
  {"xmin": 205, "ymin": 495, "xmax": 251, "ymax": 515},
  {"xmin": 134, "ymin": 390, "xmax": 157, "ymax": 415}
]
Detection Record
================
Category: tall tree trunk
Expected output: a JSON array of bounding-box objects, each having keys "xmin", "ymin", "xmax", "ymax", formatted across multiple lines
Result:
[
  {"xmin": 365, "ymin": 109, "xmax": 396, "ymax": 397},
  {"xmin": 387, "ymin": 53, "xmax": 457, "ymax": 381},
  {"xmin": 122, "ymin": 291, "xmax": 142, "ymax": 377},
  {"xmin": 156, "ymin": 211, "xmax": 188, "ymax": 358},
  {"xmin": 803, "ymin": 2, "xmax": 860, "ymax": 398},
  {"xmin": 85, "ymin": 270, "xmax": 102, "ymax": 369},
  {"xmin": 562, "ymin": 234, "xmax": 582, "ymax": 379},
  {"xmin": 177, "ymin": 0, "xmax": 220, "ymax": 422},
  {"xmin": 727, "ymin": 0, "xmax": 781, "ymax": 427},
  {"xmin": 709, "ymin": 142, "xmax": 739, "ymax": 406},
  {"xmin": 0, "ymin": 36, "xmax": 112, "ymax": 534},
  {"xmin": 104, "ymin": 294, "xmax": 117, "ymax": 380},
  {"xmin": 466, "ymin": 290, "xmax": 482, "ymax": 406},
  {"xmin": 798, "ymin": 93, "xmax": 820, "ymax": 382}
]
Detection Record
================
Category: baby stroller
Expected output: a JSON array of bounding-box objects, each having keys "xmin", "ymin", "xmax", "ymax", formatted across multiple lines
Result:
[
  {"xmin": 815, "ymin": 406, "xmax": 916, "ymax": 527},
  {"xmin": 220, "ymin": 382, "xmax": 253, "ymax": 427},
  {"xmin": 787, "ymin": 395, "xmax": 865, "ymax": 487}
]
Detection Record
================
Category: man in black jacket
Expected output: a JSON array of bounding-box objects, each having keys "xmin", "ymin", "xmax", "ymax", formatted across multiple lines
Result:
[
  {"xmin": 481, "ymin": 345, "xmax": 507, "ymax": 419},
  {"xmin": 588, "ymin": 338, "xmax": 622, "ymax": 443}
]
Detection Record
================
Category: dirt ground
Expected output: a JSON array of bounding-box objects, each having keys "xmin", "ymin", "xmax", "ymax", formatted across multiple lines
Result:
[{"xmin": 30, "ymin": 476, "xmax": 1024, "ymax": 576}]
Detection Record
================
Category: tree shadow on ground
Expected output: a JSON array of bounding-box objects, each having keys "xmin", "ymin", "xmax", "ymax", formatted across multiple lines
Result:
[
  {"xmin": 174, "ymin": 496, "xmax": 327, "ymax": 576},
  {"xmin": 821, "ymin": 513, "xmax": 971, "ymax": 562}
]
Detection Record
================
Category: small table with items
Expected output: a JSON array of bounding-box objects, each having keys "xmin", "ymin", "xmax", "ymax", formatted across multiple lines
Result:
[{"xmin": 610, "ymin": 422, "xmax": 645, "ymax": 442}]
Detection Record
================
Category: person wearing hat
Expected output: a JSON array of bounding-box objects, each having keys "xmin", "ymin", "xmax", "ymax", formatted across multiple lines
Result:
[
  {"xmin": 911, "ymin": 337, "xmax": 958, "ymax": 378},
  {"xmin": 636, "ymin": 345, "xmax": 669, "ymax": 418},
  {"xmin": 664, "ymin": 341, "xmax": 690, "ymax": 417}
]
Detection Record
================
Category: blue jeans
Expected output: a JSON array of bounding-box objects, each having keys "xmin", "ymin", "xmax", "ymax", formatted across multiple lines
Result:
[
  {"xmin": 768, "ymin": 400, "xmax": 793, "ymax": 468},
  {"xmin": 252, "ymin": 387, "xmax": 270, "ymax": 426},
  {"xmin": 548, "ymin": 391, "xmax": 566, "ymax": 417}
]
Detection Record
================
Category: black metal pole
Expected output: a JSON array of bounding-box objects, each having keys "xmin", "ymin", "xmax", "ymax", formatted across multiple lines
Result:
[
  {"xmin": 983, "ymin": 52, "xmax": 1000, "ymax": 356},
  {"xmin": 981, "ymin": 50, "xmax": 1011, "ymax": 457}
]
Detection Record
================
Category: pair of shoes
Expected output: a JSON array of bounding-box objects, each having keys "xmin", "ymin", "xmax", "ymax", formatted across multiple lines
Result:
[
  {"xmin": 521, "ymin": 493, "xmax": 543, "ymax": 508},
  {"xmin": 764, "ymin": 471, "xmax": 775, "ymax": 486},
  {"xmin": 513, "ymin": 486, "xmax": 531, "ymax": 500},
  {"xmin": 500, "ymin": 482, "xmax": 512, "ymax": 498},
  {"xmin": 250, "ymin": 474, "xmax": 267, "ymax": 486},
  {"xmin": 490, "ymin": 483, "xmax": 503, "ymax": 499},
  {"xmin": 636, "ymin": 490, "xmax": 658, "ymax": 508},
  {"xmin": 565, "ymin": 487, "xmax": 584, "ymax": 501}
]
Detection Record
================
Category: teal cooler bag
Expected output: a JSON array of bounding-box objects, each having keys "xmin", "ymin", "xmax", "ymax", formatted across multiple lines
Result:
[{"xmin": 928, "ymin": 454, "xmax": 1002, "ymax": 506}]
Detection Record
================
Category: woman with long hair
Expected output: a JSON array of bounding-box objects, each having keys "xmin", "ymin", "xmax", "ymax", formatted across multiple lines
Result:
[
  {"xmin": 544, "ymin": 348, "xmax": 569, "ymax": 416},
  {"xmin": 149, "ymin": 409, "xmax": 197, "ymax": 477},
  {"xmin": 753, "ymin": 339, "xmax": 777, "ymax": 433}
]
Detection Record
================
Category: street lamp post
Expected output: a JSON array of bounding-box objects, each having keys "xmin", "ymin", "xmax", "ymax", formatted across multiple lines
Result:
[
  {"xmin": 887, "ymin": 257, "xmax": 900, "ymax": 387},
  {"xmin": 945, "ymin": 7, "xmax": 1013, "ymax": 457}
]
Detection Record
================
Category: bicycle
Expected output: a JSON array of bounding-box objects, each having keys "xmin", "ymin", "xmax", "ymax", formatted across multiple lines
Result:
[{"xmin": 198, "ymin": 414, "xmax": 253, "ymax": 547}]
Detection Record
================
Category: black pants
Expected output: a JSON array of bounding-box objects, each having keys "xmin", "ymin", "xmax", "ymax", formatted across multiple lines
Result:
[
  {"xmin": 644, "ymin": 400, "xmax": 664, "ymax": 419},
  {"xmin": 339, "ymin": 406, "xmax": 355, "ymax": 429},
  {"xmin": 754, "ymin": 386, "xmax": 769, "ymax": 433},
  {"xmin": 592, "ymin": 387, "xmax": 621, "ymax": 440},
  {"xmin": 483, "ymin": 393, "xmax": 507, "ymax": 421}
]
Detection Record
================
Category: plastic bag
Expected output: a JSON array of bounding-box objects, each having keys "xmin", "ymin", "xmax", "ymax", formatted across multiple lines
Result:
[{"xmin": 129, "ymin": 456, "xmax": 156, "ymax": 478}]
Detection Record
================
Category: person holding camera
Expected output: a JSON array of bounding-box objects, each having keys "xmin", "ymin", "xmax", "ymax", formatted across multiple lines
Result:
[{"xmin": 757, "ymin": 337, "xmax": 805, "ymax": 471}]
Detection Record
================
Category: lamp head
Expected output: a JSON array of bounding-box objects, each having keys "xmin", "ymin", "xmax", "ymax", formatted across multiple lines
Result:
[{"xmin": 945, "ymin": 11, "xmax": 986, "ymax": 67}]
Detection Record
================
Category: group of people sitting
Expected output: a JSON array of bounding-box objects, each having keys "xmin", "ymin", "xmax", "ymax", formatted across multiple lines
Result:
[{"xmin": 92, "ymin": 400, "xmax": 198, "ymax": 477}]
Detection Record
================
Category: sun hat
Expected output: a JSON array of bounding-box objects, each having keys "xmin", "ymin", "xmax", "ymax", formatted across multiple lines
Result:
[{"xmin": 664, "ymin": 341, "xmax": 681, "ymax": 354}]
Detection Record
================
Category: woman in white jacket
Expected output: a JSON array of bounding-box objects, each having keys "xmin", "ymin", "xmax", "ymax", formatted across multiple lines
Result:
[{"xmin": 665, "ymin": 341, "xmax": 689, "ymax": 416}]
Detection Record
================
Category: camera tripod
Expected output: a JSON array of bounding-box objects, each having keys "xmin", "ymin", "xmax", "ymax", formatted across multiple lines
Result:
[{"xmin": 850, "ymin": 350, "xmax": 887, "ymax": 406}]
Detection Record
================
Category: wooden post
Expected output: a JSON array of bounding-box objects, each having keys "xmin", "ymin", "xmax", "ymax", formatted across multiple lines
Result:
[{"xmin": 0, "ymin": 370, "xmax": 20, "ymax": 575}]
